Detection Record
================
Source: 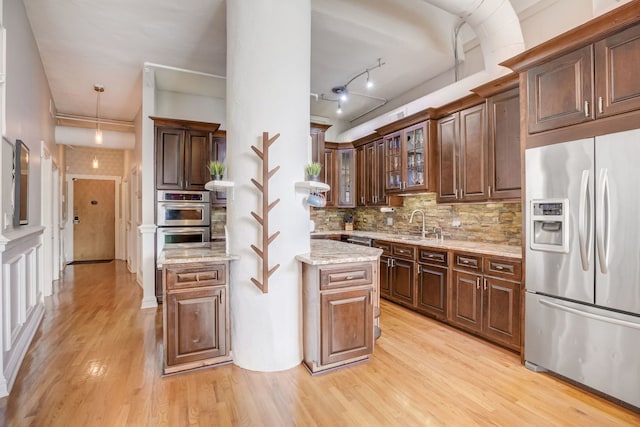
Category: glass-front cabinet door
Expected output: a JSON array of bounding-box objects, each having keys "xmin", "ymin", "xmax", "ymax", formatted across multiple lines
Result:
[
  {"xmin": 337, "ymin": 148, "xmax": 355, "ymax": 207},
  {"xmin": 384, "ymin": 131, "xmax": 403, "ymax": 193},
  {"xmin": 404, "ymin": 122, "xmax": 428, "ymax": 191}
]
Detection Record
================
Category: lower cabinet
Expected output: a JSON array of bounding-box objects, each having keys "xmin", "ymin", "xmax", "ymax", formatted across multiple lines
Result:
[
  {"xmin": 163, "ymin": 262, "xmax": 231, "ymax": 374},
  {"xmin": 416, "ymin": 264, "xmax": 448, "ymax": 320},
  {"xmin": 302, "ymin": 261, "xmax": 378, "ymax": 374},
  {"xmin": 450, "ymin": 253, "xmax": 521, "ymax": 351}
]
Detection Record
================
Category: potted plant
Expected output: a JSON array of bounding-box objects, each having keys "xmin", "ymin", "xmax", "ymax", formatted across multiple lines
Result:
[
  {"xmin": 209, "ymin": 161, "xmax": 225, "ymax": 180},
  {"xmin": 305, "ymin": 162, "xmax": 322, "ymax": 181}
]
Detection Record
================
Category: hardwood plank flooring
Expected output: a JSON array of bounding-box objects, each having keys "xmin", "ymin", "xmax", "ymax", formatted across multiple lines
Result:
[{"xmin": 1, "ymin": 261, "xmax": 638, "ymax": 426}]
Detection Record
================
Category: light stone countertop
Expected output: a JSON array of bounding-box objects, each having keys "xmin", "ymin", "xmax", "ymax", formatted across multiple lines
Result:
[
  {"xmin": 311, "ymin": 230, "xmax": 522, "ymax": 259},
  {"xmin": 296, "ymin": 240, "xmax": 383, "ymax": 265},
  {"xmin": 157, "ymin": 242, "xmax": 239, "ymax": 268}
]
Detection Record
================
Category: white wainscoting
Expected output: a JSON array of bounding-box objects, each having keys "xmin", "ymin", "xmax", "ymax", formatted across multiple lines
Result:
[{"xmin": 0, "ymin": 226, "xmax": 45, "ymax": 397}]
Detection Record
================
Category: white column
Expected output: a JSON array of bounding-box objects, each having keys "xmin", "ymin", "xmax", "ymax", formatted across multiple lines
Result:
[{"xmin": 227, "ymin": 0, "xmax": 310, "ymax": 371}]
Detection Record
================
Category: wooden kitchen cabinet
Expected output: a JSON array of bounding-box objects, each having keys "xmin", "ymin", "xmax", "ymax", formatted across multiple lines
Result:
[
  {"xmin": 355, "ymin": 144, "xmax": 366, "ymax": 207},
  {"xmin": 302, "ymin": 261, "xmax": 377, "ymax": 374},
  {"xmin": 382, "ymin": 121, "xmax": 433, "ymax": 194},
  {"xmin": 375, "ymin": 241, "xmax": 392, "ymax": 297},
  {"xmin": 210, "ymin": 131, "xmax": 227, "ymax": 206},
  {"xmin": 416, "ymin": 249, "xmax": 448, "ymax": 320},
  {"xmin": 353, "ymin": 134, "xmax": 403, "ymax": 208},
  {"xmin": 375, "ymin": 242, "xmax": 417, "ymax": 309},
  {"xmin": 322, "ymin": 147, "xmax": 335, "ymax": 207},
  {"xmin": 450, "ymin": 252, "xmax": 521, "ymax": 351},
  {"xmin": 163, "ymin": 261, "xmax": 231, "ymax": 374},
  {"xmin": 152, "ymin": 117, "xmax": 220, "ymax": 191},
  {"xmin": 336, "ymin": 148, "xmax": 355, "ymax": 207}
]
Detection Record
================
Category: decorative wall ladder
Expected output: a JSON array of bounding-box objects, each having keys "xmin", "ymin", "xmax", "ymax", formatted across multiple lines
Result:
[{"xmin": 250, "ymin": 132, "xmax": 281, "ymax": 293}]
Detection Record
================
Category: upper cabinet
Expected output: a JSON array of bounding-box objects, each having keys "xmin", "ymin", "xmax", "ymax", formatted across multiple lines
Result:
[
  {"xmin": 376, "ymin": 112, "xmax": 437, "ymax": 195},
  {"xmin": 210, "ymin": 131, "xmax": 227, "ymax": 206},
  {"xmin": 152, "ymin": 117, "xmax": 220, "ymax": 191},
  {"xmin": 353, "ymin": 134, "xmax": 403, "ymax": 208},
  {"xmin": 502, "ymin": 3, "xmax": 640, "ymax": 143},
  {"xmin": 336, "ymin": 148, "xmax": 355, "ymax": 207}
]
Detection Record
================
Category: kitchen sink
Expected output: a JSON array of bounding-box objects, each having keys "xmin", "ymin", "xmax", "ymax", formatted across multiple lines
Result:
[{"xmin": 398, "ymin": 236, "xmax": 424, "ymax": 241}]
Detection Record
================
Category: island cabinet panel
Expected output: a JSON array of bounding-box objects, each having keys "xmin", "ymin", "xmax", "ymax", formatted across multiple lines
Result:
[
  {"xmin": 321, "ymin": 288, "xmax": 373, "ymax": 365},
  {"xmin": 163, "ymin": 261, "xmax": 231, "ymax": 374},
  {"xmin": 594, "ymin": 24, "xmax": 640, "ymax": 118},
  {"xmin": 166, "ymin": 286, "xmax": 227, "ymax": 366},
  {"xmin": 302, "ymin": 258, "xmax": 378, "ymax": 374},
  {"xmin": 527, "ymin": 45, "xmax": 594, "ymax": 134}
]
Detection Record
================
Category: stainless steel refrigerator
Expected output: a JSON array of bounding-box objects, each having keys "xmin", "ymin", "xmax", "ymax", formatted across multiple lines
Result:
[{"xmin": 525, "ymin": 128, "xmax": 640, "ymax": 409}]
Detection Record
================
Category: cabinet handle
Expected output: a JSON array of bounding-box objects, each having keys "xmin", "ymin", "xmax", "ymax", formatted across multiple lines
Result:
[
  {"xmin": 345, "ymin": 275, "xmax": 354, "ymax": 280},
  {"xmin": 598, "ymin": 96, "xmax": 603, "ymax": 114},
  {"xmin": 195, "ymin": 273, "xmax": 200, "ymax": 282},
  {"xmin": 483, "ymin": 278, "xmax": 487, "ymax": 291},
  {"xmin": 488, "ymin": 185, "xmax": 492, "ymax": 197},
  {"xmin": 476, "ymin": 277, "xmax": 480, "ymax": 289},
  {"xmin": 584, "ymin": 100, "xmax": 590, "ymax": 117},
  {"xmin": 369, "ymin": 289, "xmax": 373, "ymax": 304},
  {"xmin": 494, "ymin": 264, "xmax": 504, "ymax": 270}
]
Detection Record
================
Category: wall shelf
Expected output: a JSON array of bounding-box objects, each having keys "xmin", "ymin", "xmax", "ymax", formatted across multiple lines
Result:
[
  {"xmin": 205, "ymin": 180, "xmax": 235, "ymax": 200},
  {"xmin": 295, "ymin": 181, "xmax": 330, "ymax": 193}
]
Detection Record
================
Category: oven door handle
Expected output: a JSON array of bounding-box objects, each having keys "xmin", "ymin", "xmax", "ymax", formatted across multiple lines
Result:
[
  {"xmin": 159, "ymin": 228, "xmax": 208, "ymax": 235},
  {"xmin": 158, "ymin": 202, "xmax": 208, "ymax": 210}
]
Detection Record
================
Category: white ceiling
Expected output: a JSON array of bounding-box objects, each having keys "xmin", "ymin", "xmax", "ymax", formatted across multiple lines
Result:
[{"xmin": 22, "ymin": 0, "xmax": 530, "ymax": 126}]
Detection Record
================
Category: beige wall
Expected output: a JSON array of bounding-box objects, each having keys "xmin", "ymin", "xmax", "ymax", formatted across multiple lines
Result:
[
  {"xmin": 64, "ymin": 146, "xmax": 126, "ymax": 177},
  {"xmin": 311, "ymin": 193, "xmax": 522, "ymax": 246}
]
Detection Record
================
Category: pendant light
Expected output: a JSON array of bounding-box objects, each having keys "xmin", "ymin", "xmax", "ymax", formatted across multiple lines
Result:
[{"xmin": 94, "ymin": 84, "xmax": 104, "ymax": 144}]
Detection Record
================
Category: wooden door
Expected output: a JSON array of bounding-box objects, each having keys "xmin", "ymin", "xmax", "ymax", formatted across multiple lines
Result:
[
  {"xmin": 437, "ymin": 114, "xmax": 458, "ymax": 202},
  {"xmin": 416, "ymin": 263, "xmax": 447, "ymax": 319},
  {"xmin": 390, "ymin": 258, "xmax": 415, "ymax": 307},
  {"xmin": 483, "ymin": 276, "xmax": 521, "ymax": 350},
  {"xmin": 321, "ymin": 287, "xmax": 373, "ymax": 365},
  {"xmin": 184, "ymin": 130, "xmax": 210, "ymax": 190},
  {"xmin": 527, "ymin": 45, "xmax": 594, "ymax": 133},
  {"xmin": 379, "ymin": 255, "xmax": 391, "ymax": 297},
  {"xmin": 459, "ymin": 103, "xmax": 488, "ymax": 202},
  {"xmin": 488, "ymin": 88, "xmax": 521, "ymax": 200},
  {"xmin": 595, "ymin": 24, "xmax": 640, "ymax": 118},
  {"xmin": 166, "ymin": 286, "xmax": 227, "ymax": 366},
  {"xmin": 73, "ymin": 179, "xmax": 115, "ymax": 261},
  {"xmin": 156, "ymin": 127, "xmax": 184, "ymax": 189},
  {"xmin": 450, "ymin": 270, "xmax": 482, "ymax": 333},
  {"xmin": 355, "ymin": 145, "xmax": 366, "ymax": 206}
]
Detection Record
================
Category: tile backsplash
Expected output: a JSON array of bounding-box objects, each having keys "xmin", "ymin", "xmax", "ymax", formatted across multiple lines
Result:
[{"xmin": 311, "ymin": 193, "xmax": 522, "ymax": 246}]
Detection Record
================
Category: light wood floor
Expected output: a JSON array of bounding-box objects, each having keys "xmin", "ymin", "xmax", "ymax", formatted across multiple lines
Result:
[{"xmin": 1, "ymin": 261, "xmax": 638, "ymax": 426}]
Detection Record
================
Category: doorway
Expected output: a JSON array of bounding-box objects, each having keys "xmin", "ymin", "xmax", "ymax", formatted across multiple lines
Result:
[{"xmin": 72, "ymin": 179, "xmax": 115, "ymax": 261}]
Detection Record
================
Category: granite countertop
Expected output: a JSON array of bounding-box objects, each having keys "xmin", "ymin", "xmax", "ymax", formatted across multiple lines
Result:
[
  {"xmin": 296, "ymin": 240, "xmax": 383, "ymax": 265},
  {"xmin": 157, "ymin": 242, "xmax": 240, "ymax": 267},
  {"xmin": 311, "ymin": 230, "xmax": 522, "ymax": 259}
]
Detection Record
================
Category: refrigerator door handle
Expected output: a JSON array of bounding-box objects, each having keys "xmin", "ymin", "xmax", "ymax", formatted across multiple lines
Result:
[
  {"xmin": 539, "ymin": 298, "xmax": 640, "ymax": 330},
  {"xmin": 578, "ymin": 170, "xmax": 592, "ymax": 271},
  {"xmin": 596, "ymin": 168, "xmax": 610, "ymax": 274}
]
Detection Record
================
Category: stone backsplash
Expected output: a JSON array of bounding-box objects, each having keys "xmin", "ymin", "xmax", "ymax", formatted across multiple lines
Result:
[{"xmin": 311, "ymin": 193, "xmax": 522, "ymax": 246}]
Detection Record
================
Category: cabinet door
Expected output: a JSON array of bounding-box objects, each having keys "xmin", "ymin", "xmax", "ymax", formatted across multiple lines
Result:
[
  {"xmin": 527, "ymin": 45, "xmax": 594, "ymax": 133},
  {"xmin": 451, "ymin": 270, "xmax": 482, "ymax": 333},
  {"xmin": 355, "ymin": 145, "xmax": 366, "ymax": 207},
  {"xmin": 323, "ymin": 149, "xmax": 335, "ymax": 207},
  {"xmin": 166, "ymin": 286, "xmax": 227, "ymax": 366},
  {"xmin": 310, "ymin": 128, "xmax": 325, "ymax": 164},
  {"xmin": 384, "ymin": 132, "xmax": 403, "ymax": 193},
  {"xmin": 364, "ymin": 142, "xmax": 376, "ymax": 205},
  {"xmin": 483, "ymin": 276, "xmax": 521, "ymax": 350},
  {"xmin": 390, "ymin": 258, "xmax": 415, "ymax": 307},
  {"xmin": 379, "ymin": 256, "xmax": 391, "ymax": 297},
  {"xmin": 336, "ymin": 149, "xmax": 355, "ymax": 207},
  {"xmin": 459, "ymin": 104, "xmax": 488, "ymax": 202},
  {"xmin": 404, "ymin": 122, "xmax": 429, "ymax": 192},
  {"xmin": 184, "ymin": 130, "xmax": 211, "ymax": 190},
  {"xmin": 488, "ymin": 88, "xmax": 521, "ymax": 200},
  {"xmin": 437, "ymin": 114, "xmax": 459, "ymax": 202},
  {"xmin": 156, "ymin": 127, "xmax": 184, "ymax": 190},
  {"xmin": 210, "ymin": 135, "xmax": 227, "ymax": 206},
  {"xmin": 416, "ymin": 263, "xmax": 447, "ymax": 319},
  {"xmin": 595, "ymin": 24, "xmax": 640, "ymax": 118},
  {"xmin": 321, "ymin": 287, "xmax": 373, "ymax": 365},
  {"xmin": 373, "ymin": 139, "xmax": 388, "ymax": 205}
]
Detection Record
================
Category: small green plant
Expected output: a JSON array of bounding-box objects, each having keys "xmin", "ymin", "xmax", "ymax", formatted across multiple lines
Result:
[
  {"xmin": 209, "ymin": 161, "xmax": 225, "ymax": 176},
  {"xmin": 305, "ymin": 162, "xmax": 322, "ymax": 177}
]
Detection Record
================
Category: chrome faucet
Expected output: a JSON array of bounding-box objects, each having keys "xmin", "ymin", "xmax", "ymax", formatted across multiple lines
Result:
[{"xmin": 409, "ymin": 209, "xmax": 426, "ymax": 238}]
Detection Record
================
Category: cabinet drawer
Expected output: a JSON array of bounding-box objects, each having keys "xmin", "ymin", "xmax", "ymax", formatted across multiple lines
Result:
[
  {"xmin": 483, "ymin": 257, "xmax": 521, "ymax": 281},
  {"xmin": 165, "ymin": 263, "xmax": 226, "ymax": 291},
  {"xmin": 319, "ymin": 263, "xmax": 373, "ymax": 290},
  {"xmin": 392, "ymin": 243, "xmax": 416, "ymax": 260},
  {"xmin": 418, "ymin": 249, "xmax": 448, "ymax": 266},
  {"xmin": 454, "ymin": 252, "xmax": 482, "ymax": 272},
  {"xmin": 374, "ymin": 240, "xmax": 392, "ymax": 255}
]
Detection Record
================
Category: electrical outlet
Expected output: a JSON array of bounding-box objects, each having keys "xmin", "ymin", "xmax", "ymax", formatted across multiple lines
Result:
[
  {"xmin": 386, "ymin": 217, "xmax": 393, "ymax": 226},
  {"xmin": 452, "ymin": 218, "xmax": 461, "ymax": 227}
]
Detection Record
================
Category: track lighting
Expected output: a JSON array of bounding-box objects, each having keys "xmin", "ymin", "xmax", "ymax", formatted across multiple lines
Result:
[{"xmin": 317, "ymin": 58, "xmax": 385, "ymax": 116}]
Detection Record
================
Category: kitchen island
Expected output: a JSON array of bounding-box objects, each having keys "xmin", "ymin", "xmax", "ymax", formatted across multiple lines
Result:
[
  {"xmin": 158, "ymin": 242, "xmax": 239, "ymax": 374},
  {"xmin": 297, "ymin": 240, "xmax": 383, "ymax": 374}
]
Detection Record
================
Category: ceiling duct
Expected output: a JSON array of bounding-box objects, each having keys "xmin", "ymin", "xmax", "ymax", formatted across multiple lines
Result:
[{"xmin": 55, "ymin": 126, "xmax": 135, "ymax": 150}]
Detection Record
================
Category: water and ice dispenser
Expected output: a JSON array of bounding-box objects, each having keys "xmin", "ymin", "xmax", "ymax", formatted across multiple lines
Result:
[{"xmin": 530, "ymin": 199, "xmax": 569, "ymax": 253}]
